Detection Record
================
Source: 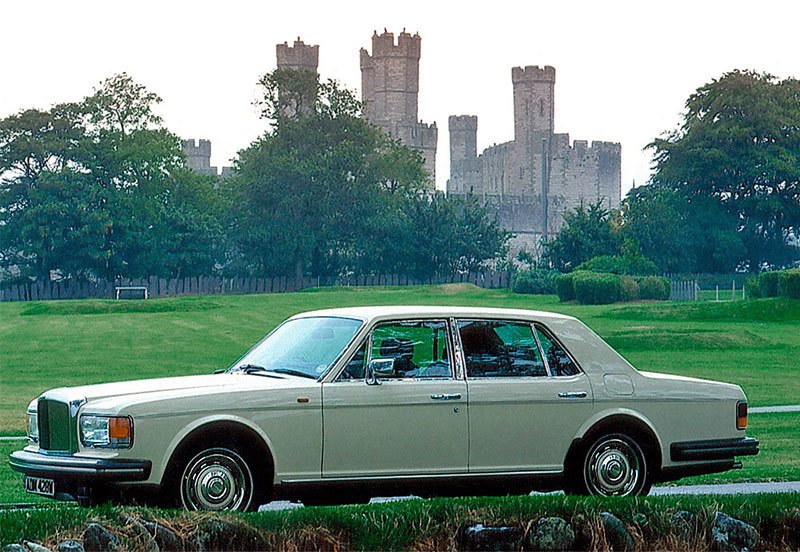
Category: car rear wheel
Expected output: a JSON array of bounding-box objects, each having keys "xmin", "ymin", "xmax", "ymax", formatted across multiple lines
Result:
[
  {"xmin": 179, "ymin": 447, "xmax": 256, "ymax": 511},
  {"xmin": 578, "ymin": 433, "xmax": 650, "ymax": 497}
]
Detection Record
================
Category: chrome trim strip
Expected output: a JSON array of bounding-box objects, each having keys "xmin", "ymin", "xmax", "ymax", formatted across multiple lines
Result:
[{"xmin": 282, "ymin": 469, "xmax": 562, "ymax": 484}]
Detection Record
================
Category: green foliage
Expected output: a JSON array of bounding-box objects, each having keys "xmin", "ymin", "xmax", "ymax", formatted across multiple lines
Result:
[
  {"xmin": 758, "ymin": 271, "xmax": 781, "ymax": 297},
  {"xmin": 777, "ymin": 269, "xmax": 800, "ymax": 299},
  {"xmin": 573, "ymin": 272, "xmax": 622, "ymax": 305},
  {"xmin": 229, "ymin": 69, "xmax": 506, "ymax": 279},
  {"xmin": 637, "ymin": 276, "xmax": 670, "ymax": 300},
  {"xmin": 619, "ymin": 275, "xmax": 639, "ymax": 302},
  {"xmin": 512, "ymin": 269, "xmax": 558, "ymax": 295},
  {"xmin": 619, "ymin": 185, "xmax": 746, "ymax": 273},
  {"xmin": 744, "ymin": 276, "xmax": 760, "ymax": 299},
  {"xmin": 575, "ymin": 253, "xmax": 659, "ymax": 276},
  {"xmin": 555, "ymin": 272, "xmax": 577, "ymax": 301},
  {"xmin": 543, "ymin": 201, "xmax": 621, "ymax": 272},
  {"xmin": 649, "ymin": 70, "xmax": 800, "ymax": 269}
]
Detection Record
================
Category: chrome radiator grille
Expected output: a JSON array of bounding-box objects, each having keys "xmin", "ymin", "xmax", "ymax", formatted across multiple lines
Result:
[{"xmin": 37, "ymin": 398, "xmax": 77, "ymax": 453}]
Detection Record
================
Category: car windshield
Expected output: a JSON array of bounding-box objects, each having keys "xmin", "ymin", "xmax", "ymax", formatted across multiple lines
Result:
[{"xmin": 231, "ymin": 316, "xmax": 363, "ymax": 379}]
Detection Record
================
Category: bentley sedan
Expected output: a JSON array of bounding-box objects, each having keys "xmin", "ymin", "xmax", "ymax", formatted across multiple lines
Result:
[{"xmin": 10, "ymin": 306, "xmax": 758, "ymax": 510}]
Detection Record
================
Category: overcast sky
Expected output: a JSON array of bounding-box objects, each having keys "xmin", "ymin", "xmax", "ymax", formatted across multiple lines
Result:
[{"xmin": 2, "ymin": 0, "xmax": 798, "ymax": 194}]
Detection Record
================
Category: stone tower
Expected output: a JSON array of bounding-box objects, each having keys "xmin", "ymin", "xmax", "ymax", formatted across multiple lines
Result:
[
  {"xmin": 448, "ymin": 115, "xmax": 478, "ymax": 189},
  {"xmin": 360, "ymin": 30, "xmax": 437, "ymax": 185},
  {"xmin": 182, "ymin": 139, "xmax": 212, "ymax": 173},
  {"xmin": 276, "ymin": 37, "xmax": 319, "ymax": 73},
  {"xmin": 512, "ymin": 65, "xmax": 556, "ymax": 143}
]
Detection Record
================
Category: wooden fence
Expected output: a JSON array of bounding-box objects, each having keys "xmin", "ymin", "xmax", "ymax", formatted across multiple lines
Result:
[
  {"xmin": 0, "ymin": 271, "xmax": 512, "ymax": 302},
  {"xmin": 670, "ymin": 279, "xmax": 698, "ymax": 301}
]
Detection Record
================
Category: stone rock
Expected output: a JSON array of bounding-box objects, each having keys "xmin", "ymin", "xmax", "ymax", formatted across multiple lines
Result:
[
  {"xmin": 632, "ymin": 513, "xmax": 648, "ymax": 527},
  {"xmin": 2, "ymin": 545, "xmax": 27, "ymax": 552},
  {"xmin": 600, "ymin": 512, "xmax": 634, "ymax": 552},
  {"xmin": 192, "ymin": 519, "xmax": 267, "ymax": 552},
  {"xmin": 712, "ymin": 512, "xmax": 758, "ymax": 552},
  {"xmin": 458, "ymin": 523, "xmax": 524, "ymax": 552},
  {"xmin": 57, "ymin": 541, "xmax": 85, "ymax": 552},
  {"xmin": 139, "ymin": 520, "xmax": 182, "ymax": 552},
  {"xmin": 121, "ymin": 517, "xmax": 158, "ymax": 552},
  {"xmin": 82, "ymin": 523, "xmax": 119, "ymax": 552},
  {"xmin": 530, "ymin": 517, "xmax": 575, "ymax": 551},
  {"xmin": 22, "ymin": 542, "xmax": 50, "ymax": 552},
  {"xmin": 257, "ymin": 500, "xmax": 305, "ymax": 511}
]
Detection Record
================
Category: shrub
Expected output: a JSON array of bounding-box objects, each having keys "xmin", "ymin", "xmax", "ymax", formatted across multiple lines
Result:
[
  {"xmin": 637, "ymin": 276, "xmax": 670, "ymax": 300},
  {"xmin": 777, "ymin": 269, "xmax": 800, "ymax": 299},
  {"xmin": 555, "ymin": 272, "xmax": 577, "ymax": 302},
  {"xmin": 758, "ymin": 271, "xmax": 781, "ymax": 297},
  {"xmin": 575, "ymin": 254, "xmax": 659, "ymax": 276},
  {"xmin": 620, "ymin": 275, "xmax": 639, "ymax": 302},
  {"xmin": 573, "ymin": 272, "xmax": 622, "ymax": 304},
  {"xmin": 744, "ymin": 276, "xmax": 759, "ymax": 299},
  {"xmin": 512, "ymin": 269, "xmax": 558, "ymax": 295}
]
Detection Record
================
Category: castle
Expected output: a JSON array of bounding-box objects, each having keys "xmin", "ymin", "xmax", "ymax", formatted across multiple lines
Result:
[
  {"xmin": 447, "ymin": 65, "xmax": 621, "ymax": 251},
  {"xmin": 183, "ymin": 32, "xmax": 621, "ymax": 253}
]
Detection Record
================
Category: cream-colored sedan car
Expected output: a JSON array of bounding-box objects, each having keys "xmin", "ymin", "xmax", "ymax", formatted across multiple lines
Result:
[{"xmin": 10, "ymin": 306, "xmax": 758, "ymax": 510}]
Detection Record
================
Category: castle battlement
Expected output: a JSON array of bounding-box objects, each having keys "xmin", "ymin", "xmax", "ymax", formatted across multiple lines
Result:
[
  {"xmin": 551, "ymin": 134, "xmax": 621, "ymax": 154},
  {"xmin": 181, "ymin": 138, "xmax": 211, "ymax": 156},
  {"xmin": 276, "ymin": 38, "xmax": 319, "ymax": 71},
  {"xmin": 512, "ymin": 65, "xmax": 556, "ymax": 84},
  {"xmin": 367, "ymin": 29, "xmax": 421, "ymax": 59},
  {"xmin": 449, "ymin": 115, "xmax": 478, "ymax": 131}
]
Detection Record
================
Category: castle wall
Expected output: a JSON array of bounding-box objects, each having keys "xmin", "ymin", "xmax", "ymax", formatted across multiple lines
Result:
[
  {"xmin": 446, "ymin": 64, "xmax": 621, "ymax": 253},
  {"xmin": 276, "ymin": 38, "xmax": 319, "ymax": 72}
]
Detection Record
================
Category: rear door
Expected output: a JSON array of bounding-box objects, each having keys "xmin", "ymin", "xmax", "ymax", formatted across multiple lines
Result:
[{"xmin": 457, "ymin": 319, "xmax": 593, "ymax": 473}]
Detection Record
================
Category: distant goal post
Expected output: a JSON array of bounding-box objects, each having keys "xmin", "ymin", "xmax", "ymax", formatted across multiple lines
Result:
[{"xmin": 115, "ymin": 286, "xmax": 149, "ymax": 300}]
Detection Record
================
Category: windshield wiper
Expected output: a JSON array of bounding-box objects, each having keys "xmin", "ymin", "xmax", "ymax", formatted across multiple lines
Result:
[
  {"xmin": 227, "ymin": 364, "xmax": 283, "ymax": 378},
  {"xmin": 268, "ymin": 368, "xmax": 316, "ymax": 379}
]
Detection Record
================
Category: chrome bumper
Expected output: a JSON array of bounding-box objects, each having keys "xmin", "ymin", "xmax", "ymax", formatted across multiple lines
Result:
[
  {"xmin": 670, "ymin": 437, "xmax": 760, "ymax": 462},
  {"xmin": 9, "ymin": 450, "xmax": 151, "ymax": 482}
]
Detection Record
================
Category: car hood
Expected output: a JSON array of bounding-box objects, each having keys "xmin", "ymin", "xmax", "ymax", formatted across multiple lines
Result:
[{"xmin": 40, "ymin": 373, "xmax": 313, "ymax": 406}]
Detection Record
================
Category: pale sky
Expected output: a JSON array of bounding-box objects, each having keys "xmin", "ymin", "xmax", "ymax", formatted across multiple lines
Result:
[{"xmin": 2, "ymin": 0, "xmax": 798, "ymax": 195}]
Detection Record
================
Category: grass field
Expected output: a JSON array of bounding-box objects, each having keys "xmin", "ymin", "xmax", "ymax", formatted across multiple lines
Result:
[{"xmin": 1, "ymin": 286, "xmax": 799, "ymax": 502}]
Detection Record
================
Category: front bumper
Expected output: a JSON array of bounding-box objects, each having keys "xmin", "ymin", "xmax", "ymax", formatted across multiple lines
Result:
[
  {"xmin": 9, "ymin": 450, "xmax": 151, "ymax": 482},
  {"xmin": 670, "ymin": 437, "xmax": 760, "ymax": 462}
]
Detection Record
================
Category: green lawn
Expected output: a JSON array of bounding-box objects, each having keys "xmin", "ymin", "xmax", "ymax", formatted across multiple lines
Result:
[{"xmin": 1, "ymin": 286, "xmax": 798, "ymax": 502}]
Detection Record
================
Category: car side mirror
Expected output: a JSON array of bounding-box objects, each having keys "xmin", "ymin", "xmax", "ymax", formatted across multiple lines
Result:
[{"xmin": 366, "ymin": 358, "xmax": 394, "ymax": 385}]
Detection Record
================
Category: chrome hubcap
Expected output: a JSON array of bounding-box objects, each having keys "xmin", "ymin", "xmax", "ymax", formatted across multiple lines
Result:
[
  {"xmin": 586, "ymin": 438, "xmax": 641, "ymax": 496},
  {"xmin": 181, "ymin": 449, "xmax": 252, "ymax": 511}
]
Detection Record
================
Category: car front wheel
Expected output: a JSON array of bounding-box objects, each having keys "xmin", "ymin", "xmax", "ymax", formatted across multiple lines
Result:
[
  {"xmin": 579, "ymin": 433, "xmax": 650, "ymax": 497},
  {"xmin": 180, "ymin": 447, "xmax": 255, "ymax": 511}
]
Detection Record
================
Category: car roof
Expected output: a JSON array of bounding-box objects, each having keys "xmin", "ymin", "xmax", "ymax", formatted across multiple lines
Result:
[{"xmin": 291, "ymin": 305, "xmax": 577, "ymax": 323}]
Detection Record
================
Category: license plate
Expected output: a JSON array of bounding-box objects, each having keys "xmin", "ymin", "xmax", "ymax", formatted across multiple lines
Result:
[{"xmin": 24, "ymin": 476, "xmax": 55, "ymax": 497}]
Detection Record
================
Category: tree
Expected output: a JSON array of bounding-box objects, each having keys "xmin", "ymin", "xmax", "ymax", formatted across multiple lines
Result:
[
  {"xmin": 543, "ymin": 201, "xmax": 621, "ymax": 272},
  {"xmin": 649, "ymin": 70, "xmax": 800, "ymax": 269},
  {"xmin": 619, "ymin": 185, "xmax": 745, "ymax": 273}
]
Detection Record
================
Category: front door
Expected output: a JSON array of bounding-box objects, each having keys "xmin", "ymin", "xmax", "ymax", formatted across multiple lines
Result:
[{"xmin": 322, "ymin": 319, "xmax": 468, "ymax": 478}]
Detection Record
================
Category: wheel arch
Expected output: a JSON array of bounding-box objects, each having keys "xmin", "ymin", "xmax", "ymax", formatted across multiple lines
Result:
[
  {"xmin": 567, "ymin": 410, "xmax": 663, "ymax": 476},
  {"xmin": 159, "ymin": 416, "xmax": 276, "ymax": 488}
]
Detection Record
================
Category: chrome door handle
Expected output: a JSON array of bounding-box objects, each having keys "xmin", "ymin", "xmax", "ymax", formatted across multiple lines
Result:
[
  {"xmin": 558, "ymin": 391, "xmax": 588, "ymax": 399},
  {"xmin": 431, "ymin": 393, "xmax": 462, "ymax": 401}
]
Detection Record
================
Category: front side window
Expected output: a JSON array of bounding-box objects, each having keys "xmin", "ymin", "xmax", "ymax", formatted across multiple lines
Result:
[
  {"xmin": 232, "ymin": 316, "xmax": 362, "ymax": 379},
  {"xmin": 369, "ymin": 320, "xmax": 452, "ymax": 379},
  {"xmin": 535, "ymin": 325, "xmax": 581, "ymax": 377},
  {"xmin": 458, "ymin": 320, "xmax": 546, "ymax": 378}
]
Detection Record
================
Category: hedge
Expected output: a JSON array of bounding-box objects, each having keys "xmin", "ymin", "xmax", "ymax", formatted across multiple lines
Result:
[
  {"xmin": 511, "ymin": 269, "xmax": 558, "ymax": 295},
  {"xmin": 777, "ymin": 269, "xmax": 800, "ymax": 299},
  {"xmin": 555, "ymin": 272, "xmax": 577, "ymax": 301},
  {"xmin": 573, "ymin": 272, "xmax": 622, "ymax": 305},
  {"xmin": 637, "ymin": 276, "xmax": 670, "ymax": 300},
  {"xmin": 575, "ymin": 254, "xmax": 659, "ymax": 276},
  {"xmin": 758, "ymin": 271, "xmax": 781, "ymax": 297}
]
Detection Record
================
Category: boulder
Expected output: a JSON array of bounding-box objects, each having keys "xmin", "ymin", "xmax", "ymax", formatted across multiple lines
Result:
[
  {"xmin": 83, "ymin": 523, "xmax": 119, "ymax": 552},
  {"xmin": 192, "ymin": 518, "xmax": 267, "ymax": 552},
  {"xmin": 712, "ymin": 512, "xmax": 758, "ymax": 552},
  {"xmin": 2, "ymin": 545, "xmax": 27, "ymax": 552},
  {"xmin": 600, "ymin": 512, "xmax": 634, "ymax": 552},
  {"xmin": 23, "ymin": 542, "xmax": 51, "ymax": 552},
  {"xmin": 458, "ymin": 523, "xmax": 524, "ymax": 552},
  {"xmin": 57, "ymin": 541, "xmax": 85, "ymax": 552},
  {"xmin": 140, "ymin": 520, "xmax": 182, "ymax": 552},
  {"xmin": 530, "ymin": 517, "xmax": 575, "ymax": 551}
]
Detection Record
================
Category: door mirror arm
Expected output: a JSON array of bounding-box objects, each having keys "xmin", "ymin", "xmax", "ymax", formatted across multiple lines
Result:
[{"xmin": 366, "ymin": 358, "xmax": 394, "ymax": 385}]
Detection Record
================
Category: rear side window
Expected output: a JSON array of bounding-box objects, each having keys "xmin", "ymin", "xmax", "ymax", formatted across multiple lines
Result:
[
  {"xmin": 458, "ymin": 320, "xmax": 546, "ymax": 378},
  {"xmin": 535, "ymin": 325, "xmax": 581, "ymax": 377}
]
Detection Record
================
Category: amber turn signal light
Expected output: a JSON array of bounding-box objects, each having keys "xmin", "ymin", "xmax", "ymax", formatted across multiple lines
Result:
[
  {"xmin": 736, "ymin": 401, "xmax": 748, "ymax": 430},
  {"xmin": 109, "ymin": 417, "xmax": 132, "ymax": 440}
]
